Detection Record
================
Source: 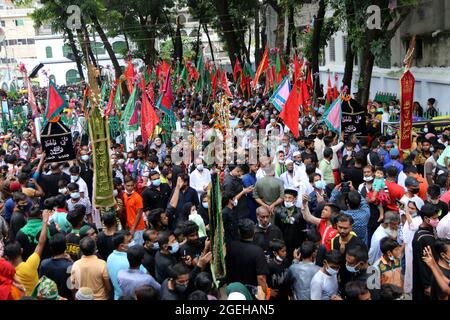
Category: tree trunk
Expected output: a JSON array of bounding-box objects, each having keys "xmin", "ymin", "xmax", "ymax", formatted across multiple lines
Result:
[
  {"xmin": 343, "ymin": 43, "xmax": 354, "ymax": 92},
  {"xmin": 356, "ymin": 47, "xmax": 375, "ymax": 108},
  {"xmin": 254, "ymin": 7, "xmax": 261, "ymax": 67},
  {"xmin": 213, "ymin": 0, "xmax": 241, "ymax": 68},
  {"xmin": 275, "ymin": 9, "xmax": 285, "ymax": 52},
  {"xmin": 194, "ymin": 21, "xmax": 202, "ymax": 62},
  {"xmin": 91, "ymin": 15, "xmax": 122, "ymax": 79},
  {"xmin": 139, "ymin": 15, "xmax": 156, "ymax": 66},
  {"xmin": 311, "ymin": 0, "xmax": 326, "ymax": 96},
  {"xmin": 124, "ymin": 32, "xmax": 130, "ymax": 51},
  {"xmin": 80, "ymin": 20, "xmax": 98, "ymax": 68},
  {"xmin": 65, "ymin": 27, "xmax": 85, "ymax": 81},
  {"xmin": 286, "ymin": 5, "xmax": 296, "ymax": 57},
  {"xmin": 203, "ymin": 23, "xmax": 215, "ymax": 63},
  {"xmin": 174, "ymin": 19, "xmax": 183, "ymax": 62}
]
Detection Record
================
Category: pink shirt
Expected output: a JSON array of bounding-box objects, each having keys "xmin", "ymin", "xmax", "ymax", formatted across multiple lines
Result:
[{"xmin": 440, "ymin": 189, "xmax": 450, "ymax": 206}]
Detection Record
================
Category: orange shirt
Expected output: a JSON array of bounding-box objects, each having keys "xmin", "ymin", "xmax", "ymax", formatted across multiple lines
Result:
[
  {"xmin": 416, "ymin": 175, "xmax": 428, "ymax": 201},
  {"xmin": 123, "ymin": 191, "xmax": 145, "ymax": 230}
]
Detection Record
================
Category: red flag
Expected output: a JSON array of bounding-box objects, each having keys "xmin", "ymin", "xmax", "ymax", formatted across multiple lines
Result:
[
  {"xmin": 240, "ymin": 75, "xmax": 247, "ymax": 96},
  {"xmin": 221, "ymin": 68, "xmax": 233, "ymax": 98},
  {"xmin": 301, "ymin": 80, "xmax": 312, "ymax": 109},
  {"xmin": 326, "ymin": 73, "xmax": 333, "ymax": 104},
  {"xmin": 293, "ymin": 54, "xmax": 300, "ymax": 85},
  {"xmin": 270, "ymin": 66, "xmax": 276, "ymax": 89},
  {"xmin": 280, "ymin": 82, "xmax": 300, "ymax": 138},
  {"xmin": 160, "ymin": 68, "xmax": 174, "ymax": 110},
  {"xmin": 253, "ymin": 47, "xmax": 269, "ymax": 89},
  {"xmin": 233, "ymin": 57, "xmax": 243, "ymax": 82},
  {"xmin": 211, "ymin": 70, "xmax": 218, "ymax": 98},
  {"xmin": 140, "ymin": 78, "xmax": 160, "ymax": 145},
  {"xmin": 306, "ymin": 66, "xmax": 313, "ymax": 90},
  {"xmin": 105, "ymin": 80, "xmax": 118, "ymax": 117},
  {"xmin": 333, "ymin": 74, "xmax": 339, "ymax": 99},
  {"xmin": 45, "ymin": 80, "xmax": 67, "ymax": 121},
  {"xmin": 147, "ymin": 78, "xmax": 154, "ymax": 105},
  {"xmin": 264, "ymin": 69, "xmax": 269, "ymax": 95},
  {"xmin": 124, "ymin": 62, "xmax": 135, "ymax": 95}
]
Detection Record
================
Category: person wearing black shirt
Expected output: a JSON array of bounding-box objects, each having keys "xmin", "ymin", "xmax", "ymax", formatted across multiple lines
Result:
[
  {"xmin": 266, "ymin": 239, "xmax": 290, "ymax": 300},
  {"xmin": 226, "ymin": 219, "xmax": 269, "ymax": 291},
  {"xmin": 274, "ymin": 189, "xmax": 306, "ymax": 262},
  {"xmin": 142, "ymin": 171, "xmax": 172, "ymax": 214},
  {"xmin": 167, "ymin": 175, "xmax": 199, "ymax": 228},
  {"xmin": 142, "ymin": 229, "xmax": 159, "ymax": 277},
  {"xmin": 155, "ymin": 231, "xmax": 177, "ymax": 283},
  {"xmin": 39, "ymin": 233, "xmax": 73, "ymax": 299},
  {"xmin": 79, "ymin": 151, "xmax": 94, "ymax": 202},
  {"xmin": 37, "ymin": 160, "xmax": 70, "ymax": 199},
  {"xmin": 179, "ymin": 221, "xmax": 205, "ymax": 263},
  {"xmin": 301, "ymin": 139, "xmax": 318, "ymax": 165},
  {"xmin": 341, "ymin": 154, "xmax": 364, "ymax": 189},
  {"xmin": 222, "ymin": 164, "xmax": 250, "ymax": 220},
  {"xmin": 222, "ymin": 192, "xmax": 239, "ymax": 245},
  {"xmin": 425, "ymin": 184, "xmax": 448, "ymax": 220},
  {"xmin": 356, "ymin": 138, "xmax": 371, "ymax": 167},
  {"xmin": 430, "ymin": 239, "xmax": 450, "ymax": 300},
  {"xmin": 424, "ymin": 98, "xmax": 438, "ymax": 119},
  {"xmin": 8, "ymin": 209, "xmax": 27, "ymax": 241},
  {"xmin": 254, "ymin": 206, "xmax": 283, "ymax": 254},
  {"xmin": 412, "ymin": 204, "xmax": 439, "ymax": 300},
  {"xmin": 96, "ymin": 212, "xmax": 117, "ymax": 260},
  {"xmin": 65, "ymin": 205, "xmax": 86, "ymax": 261}
]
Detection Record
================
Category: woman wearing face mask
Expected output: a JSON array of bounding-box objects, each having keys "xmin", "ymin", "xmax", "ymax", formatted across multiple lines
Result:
[
  {"xmin": 198, "ymin": 192, "xmax": 210, "ymax": 227},
  {"xmin": 187, "ymin": 203, "xmax": 206, "ymax": 238},
  {"xmin": 266, "ymin": 239, "xmax": 290, "ymax": 300}
]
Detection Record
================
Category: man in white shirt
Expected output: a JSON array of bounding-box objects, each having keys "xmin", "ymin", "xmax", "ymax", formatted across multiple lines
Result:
[
  {"xmin": 189, "ymin": 158, "xmax": 212, "ymax": 200},
  {"xmin": 276, "ymin": 135, "xmax": 298, "ymax": 161},
  {"xmin": 310, "ymin": 250, "xmax": 340, "ymax": 300},
  {"xmin": 368, "ymin": 212, "xmax": 400, "ymax": 265},
  {"xmin": 69, "ymin": 165, "xmax": 89, "ymax": 199},
  {"xmin": 314, "ymin": 128, "xmax": 326, "ymax": 163},
  {"xmin": 279, "ymin": 159, "xmax": 296, "ymax": 190},
  {"xmin": 437, "ymin": 212, "xmax": 450, "ymax": 240},
  {"xmin": 324, "ymin": 135, "xmax": 344, "ymax": 185}
]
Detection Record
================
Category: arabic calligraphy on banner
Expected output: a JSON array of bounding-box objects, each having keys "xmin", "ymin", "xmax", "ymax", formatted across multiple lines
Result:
[
  {"xmin": 41, "ymin": 122, "xmax": 76, "ymax": 163},
  {"xmin": 341, "ymin": 99, "xmax": 368, "ymax": 138},
  {"xmin": 400, "ymin": 70, "xmax": 415, "ymax": 150}
]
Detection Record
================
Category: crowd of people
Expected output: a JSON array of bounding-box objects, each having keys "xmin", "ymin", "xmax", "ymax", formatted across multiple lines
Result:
[{"xmin": 0, "ymin": 79, "xmax": 449, "ymax": 302}]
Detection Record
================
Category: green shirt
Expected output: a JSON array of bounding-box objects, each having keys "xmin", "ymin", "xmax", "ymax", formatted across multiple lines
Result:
[
  {"xmin": 319, "ymin": 159, "xmax": 334, "ymax": 185},
  {"xmin": 253, "ymin": 176, "xmax": 285, "ymax": 205},
  {"xmin": 437, "ymin": 145, "xmax": 450, "ymax": 167}
]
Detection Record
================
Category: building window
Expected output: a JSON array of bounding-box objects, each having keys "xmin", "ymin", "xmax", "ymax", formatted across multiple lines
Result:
[
  {"xmin": 66, "ymin": 69, "xmax": 80, "ymax": 85},
  {"xmin": 8, "ymin": 39, "xmax": 17, "ymax": 45},
  {"xmin": 0, "ymin": 21, "xmax": 5, "ymax": 27},
  {"xmin": 45, "ymin": 46, "xmax": 53, "ymax": 58},
  {"xmin": 15, "ymin": 19, "xmax": 24, "ymax": 26},
  {"xmin": 91, "ymin": 42, "xmax": 105, "ymax": 55},
  {"xmin": 415, "ymin": 38, "xmax": 423, "ymax": 60},
  {"xmin": 62, "ymin": 44, "xmax": 73, "ymax": 58},
  {"xmin": 112, "ymin": 41, "xmax": 126, "ymax": 54},
  {"xmin": 329, "ymin": 37, "xmax": 336, "ymax": 62},
  {"xmin": 17, "ymin": 39, "xmax": 26, "ymax": 45},
  {"xmin": 27, "ymin": 39, "xmax": 35, "ymax": 44}
]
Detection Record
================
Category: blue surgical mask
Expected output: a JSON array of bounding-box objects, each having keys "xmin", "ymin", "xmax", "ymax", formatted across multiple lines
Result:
[
  {"xmin": 346, "ymin": 263, "xmax": 358, "ymax": 273},
  {"xmin": 314, "ymin": 181, "xmax": 326, "ymax": 190},
  {"xmin": 169, "ymin": 241, "xmax": 180, "ymax": 254},
  {"xmin": 152, "ymin": 179, "xmax": 161, "ymax": 187},
  {"xmin": 326, "ymin": 266, "xmax": 339, "ymax": 276},
  {"xmin": 70, "ymin": 192, "xmax": 80, "ymax": 200},
  {"xmin": 70, "ymin": 175, "xmax": 79, "ymax": 183},
  {"xmin": 81, "ymin": 155, "xmax": 89, "ymax": 162},
  {"xmin": 152, "ymin": 242, "xmax": 160, "ymax": 250},
  {"xmin": 202, "ymin": 202, "xmax": 208, "ymax": 209}
]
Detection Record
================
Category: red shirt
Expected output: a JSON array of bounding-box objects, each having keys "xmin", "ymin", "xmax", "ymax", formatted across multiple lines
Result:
[
  {"xmin": 385, "ymin": 180, "xmax": 405, "ymax": 212},
  {"xmin": 318, "ymin": 219, "xmax": 337, "ymax": 252}
]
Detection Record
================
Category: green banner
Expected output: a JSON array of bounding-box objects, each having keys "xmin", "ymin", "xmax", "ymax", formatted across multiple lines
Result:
[{"xmin": 88, "ymin": 104, "xmax": 115, "ymax": 208}]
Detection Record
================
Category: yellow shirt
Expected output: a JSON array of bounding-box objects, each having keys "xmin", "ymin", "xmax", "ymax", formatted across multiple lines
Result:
[
  {"xmin": 70, "ymin": 255, "xmax": 110, "ymax": 300},
  {"xmin": 15, "ymin": 252, "xmax": 40, "ymax": 296}
]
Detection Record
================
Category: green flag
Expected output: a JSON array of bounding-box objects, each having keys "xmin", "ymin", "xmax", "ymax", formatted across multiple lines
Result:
[{"xmin": 121, "ymin": 86, "xmax": 139, "ymax": 131}]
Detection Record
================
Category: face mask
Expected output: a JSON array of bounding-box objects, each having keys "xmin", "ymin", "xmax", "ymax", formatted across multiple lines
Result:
[
  {"xmin": 278, "ymin": 160, "xmax": 285, "ymax": 164},
  {"xmin": 424, "ymin": 128, "xmax": 429, "ymax": 133},
  {"xmin": 58, "ymin": 188, "xmax": 67, "ymax": 194},
  {"xmin": 152, "ymin": 179, "xmax": 161, "ymax": 187},
  {"xmin": 126, "ymin": 190, "xmax": 134, "ymax": 196},
  {"xmin": 128, "ymin": 240, "xmax": 136, "ymax": 248},
  {"xmin": 282, "ymin": 143, "xmax": 287, "ymax": 147},
  {"xmin": 385, "ymin": 227, "xmax": 398, "ymax": 239},
  {"xmin": 258, "ymin": 222, "xmax": 271, "ymax": 229},
  {"xmin": 113, "ymin": 190, "xmax": 118, "ymax": 197},
  {"xmin": 118, "ymin": 159, "xmax": 125, "ymax": 165},
  {"xmin": 428, "ymin": 218, "xmax": 440, "ymax": 228},
  {"xmin": 326, "ymin": 266, "xmax": 339, "ymax": 276},
  {"xmin": 152, "ymin": 242, "xmax": 160, "ymax": 250},
  {"xmin": 70, "ymin": 192, "xmax": 80, "ymax": 200},
  {"xmin": 363, "ymin": 176, "xmax": 374, "ymax": 182},
  {"xmin": 284, "ymin": 201, "xmax": 294, "ymax": 208},
  {"xmin": 190, "ymin": 210, "xmax": 198, "ymax": 216},
  {"xmin": 443, "ymin": 255, "xmax": 450, "ymax": 267},
  {"xmin": 232, "ymin": 199, "xmax": 238, "ymax": 207},
  {"xmin": 346, "ymin": 263, "xmax": 359, "ymax": 273},
  {"xmin": 275, "ymin": 255, "xmax": 284, "ymax": 262},
  {"xmin": 81, "ymin": 155, "xmax": 89, "ymax": 162},
  {"xmin": 196, "ymin": 164, "xmax": 204, "ymax": 171},
  {"xmin": 169, "ymin": 242, "xmax": 180, "ymax": 254},
  {"xmin": 314, "ymin": 181, "xmax": 326, "ymax": 190},
  {"xmin": 271, "ymin": 119, "xmax": 276, "ymax": 123},
  {"xmin": 389, "ymin": 255, "xmax": 396, "ymax": 262},
  {"xmin": 294, "ymin": 160, "xmax": 301, "ymax": 166},
  {"xmin": 70, "ymin": 175, "xmax": 79, "ymax": 183},
  {"xmin": 174, "ymin": 283, "xmax": 188, "ymax": 294},
  {"xmin": 202, "ymin": 202, "xmax": 208, "ymax": 209}
]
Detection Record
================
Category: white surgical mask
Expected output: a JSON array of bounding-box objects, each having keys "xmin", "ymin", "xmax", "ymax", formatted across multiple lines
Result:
[
  {"xmin": 363, "ymin": 176, "xmax": 374, "ymax": 182},
  {"xmin": 58, "ymin": 188, "xmax": 67, "ymax": 194},
  {"xmin": 284, "ymin": 201, "xmax": 294, "ymax": 208},
  {"xmin": 232, "ymin": 199, "xmax": 238, "ymax": 206},
  {"xmin": 113, "ymin": 190, "xmax": 118, "ymax": 197}
]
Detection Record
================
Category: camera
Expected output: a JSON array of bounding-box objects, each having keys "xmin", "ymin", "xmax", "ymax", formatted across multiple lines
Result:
[{"xmin": 341, "ymin": 182, "xmax": 350, "ymax": 193}]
